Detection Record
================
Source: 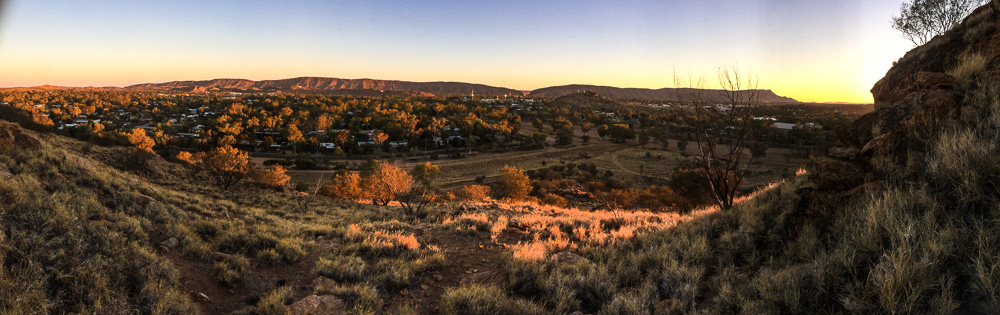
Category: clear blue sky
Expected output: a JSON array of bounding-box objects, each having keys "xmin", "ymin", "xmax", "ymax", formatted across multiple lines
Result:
[{"xmin": 0, "ymin": 0, "xmax": 918, "ymax": 102}]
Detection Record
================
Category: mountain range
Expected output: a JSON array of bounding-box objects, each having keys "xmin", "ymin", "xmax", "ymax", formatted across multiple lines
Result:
[{"xmin": 22, "ymin": 76, "xmax": 801, "ymax": 103}]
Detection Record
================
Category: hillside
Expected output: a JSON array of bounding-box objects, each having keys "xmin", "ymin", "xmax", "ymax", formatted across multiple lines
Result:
[
  {"xmin": 5, "ymin": 3, "xmax": 1000, "ymax": 314},
  {"xmin": 547, "ymin": 90, "xmax": 626, "ymax": 109},
  {"xmin": 125, "ymin": 77, "xmax": 522, "ymax": 96},
  {"xmin": 529, "ymin": 84, "xmax": 799, "ymax": 104}
]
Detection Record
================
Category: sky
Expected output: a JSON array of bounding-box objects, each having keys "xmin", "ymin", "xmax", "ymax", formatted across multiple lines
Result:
[{"xmin": 0, "ymin": 0, "xmax": 916, "ymax": 103}]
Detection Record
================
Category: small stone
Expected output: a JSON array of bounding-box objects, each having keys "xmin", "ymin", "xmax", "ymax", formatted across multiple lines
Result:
[
  {"xmin": 160, "ymin": 237, "xmax": 179, "ymax": 249},
  {"xmin": 433, "ymin": 275, "xmax": 443, "ymax": 282},
  {"xmin": 420, "ymin": 284, "xmax": 430, "ymax": 290},
  {"xmin": 196, "ymin": 292, "xmax": 211, "ymax": 303}
]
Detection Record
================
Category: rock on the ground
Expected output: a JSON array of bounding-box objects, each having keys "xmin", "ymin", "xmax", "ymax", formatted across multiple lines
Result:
[
  {"xmin": 160, "ymin": 237, "xmax": 179, "ymax": 250},
  {"xmin": 286, "ymin": 295, "xmax": 345, "ymax": 315}
]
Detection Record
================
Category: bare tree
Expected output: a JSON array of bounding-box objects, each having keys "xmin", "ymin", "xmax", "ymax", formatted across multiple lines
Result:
[
  {"xmin": 675, "ymin": 66, "xmax": 761, "ymax": 211},
  {"xmin": 892, "ymin": 0, "xmax": 987, "ymax": 46}
]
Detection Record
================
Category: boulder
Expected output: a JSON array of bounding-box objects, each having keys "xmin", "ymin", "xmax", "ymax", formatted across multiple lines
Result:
[
  {"xmin": 836, "ymin": 111, "xmax": 879, "ymax": 149},
  {"xmin": 828, "ymin": 147, "xmax": 860, "ymax": 160},
  {"xmin": 286, "ymin": 295, "xmax": 345, "ymax": 315},
  {"xmin": 808, "ymin": 158, "xmax": 865, "ymax": 191}
]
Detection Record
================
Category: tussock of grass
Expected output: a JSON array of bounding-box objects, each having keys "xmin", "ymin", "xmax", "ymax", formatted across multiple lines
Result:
[
  {"xmin": 948, "ymin": 53, "xmax": 988, "ymax": 88},
  {"xmin": 256, "ymin": 286, "xmax": 293, "ymax": 315},
  {"xmin": 440, "ymin": 284, "xmax": 546, "ymax": 315},
  {"xmin": 316, "ymin": 255, "xmax": 367, "ymax": 282}
]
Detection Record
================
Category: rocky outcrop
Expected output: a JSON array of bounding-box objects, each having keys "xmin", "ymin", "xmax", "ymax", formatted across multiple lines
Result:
[
  {"xmin": 0, "ymin": 121, "xmax": 41, "ymax": 154},
  {"xmin": 871, "ymin": 5, "xmax": 998, "ymax": 106},
  {"xmin": 839, "ymin": 72, "xmax": 962, "ymax": 167}
]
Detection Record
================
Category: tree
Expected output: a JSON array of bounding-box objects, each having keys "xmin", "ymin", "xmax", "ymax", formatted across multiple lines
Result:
[
  {"xmin": 203, "ymin": 145, "xmax": 253, "ymax": 190},
  {"xmin": 334, "ymin": 130, "xmax": 351, "ymax": 147},
  {"xmin": 362, "ymin": 162, "xmax": 413, "ymax": 206},
  {"xmin": 677, "ymin": 139, "xmax": 688, "ymax": 152},
  {"xmin": 499, "ymin": 165, "xmax": 532, "ymax": 201},
  {"xmin": 676, "ymin": 66, "xmax": 761, "ymax": 211},
  {"xmin": 555, "ymin": 127, "xmax": 574, "ymax": 146},
  {"xmin": 410, "ymin": 162, "xmax": 441, "ymax": 188},
  {"xmin": 638, "ymin": 131, "xmax": 651, "ymax": 146},
  {"xmin": 607, "ymin": 124, "xmax": 635, "ymax": 143},
  {"xmin": 373, "ymin": 132, "xmax": 388, "ymax": 149},
  {"xmin": 286, "ymin": 124, "xmax": 304, "ymax": 153},
  {"xmin": 580, "ymin": 122, "xmax": 592, "ymax": 135},
  {"xmin": 749, "ymin": 141, "xmax": 768, "ymax": 158},
  {"xmin": 127, "ymin": 128, "xmax": 156, "ymax": 154},
  {"xmin": 532, "ymin": 119, "xmax": 544, "ymax": 131},
  {"xmin": 892, "ymin": 0, "xmax": 986, "ymax": 46}
]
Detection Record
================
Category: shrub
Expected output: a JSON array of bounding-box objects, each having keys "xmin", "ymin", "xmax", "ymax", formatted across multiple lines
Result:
[
  {"xmin": 540, "ymin": 193, "xmax": 568, "ymax": 208},
  {"xmin": 176, "ymin": 151, "xmax": 205, "ymax": 165},
  {"xmin": 320, "ymin": 171, "xmax": 364, "ymax": 200},
  {"xmin": 499, "ymin": 165, "xmax": 532, "ymax": 201},
  {"xmin": 256, "ymin": 286, "xmax": 293, "ymax": 315},
  {"xmin": 214, "ymin": 255, "xmax": 250, "ymax": 286},
  {"xmin": 250, "ymin": 165, "xmax": 291, "ymax": 188},
  {"xmin": 202, "ymin": 145, "xmax": 253, "ymax": 190},
  {"xmin": 948, "ymin": 53, "xmax": 988, "ymax": 88},
  {"xmin": 454, "ymin": 185, "xmax": 491, "ymax": 201},
  {"xmin": 315, "ymin": 255, "xmax": 367, "ymax": 282},
  {"xmin": 600, "ymin": 188, "xmax": 639, "ymax": 210}
]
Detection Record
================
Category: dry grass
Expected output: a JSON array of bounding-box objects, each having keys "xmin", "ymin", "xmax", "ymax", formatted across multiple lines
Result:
[{"xmin": 948, "ymin": 53, "xmax": 988, "ymax": 88}]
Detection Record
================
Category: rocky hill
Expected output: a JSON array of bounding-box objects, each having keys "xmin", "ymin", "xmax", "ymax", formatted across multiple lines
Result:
[
  {"xmin": 546, "ymin": 91, "xmax": 626, "ymax": 109},
  {"xmin": 125, "ymin": 77, "xmax": 522, "ymax": 96},
  {"xmin": 529, "ymin": 84, "xmax": 798, "ymax": 104}
]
